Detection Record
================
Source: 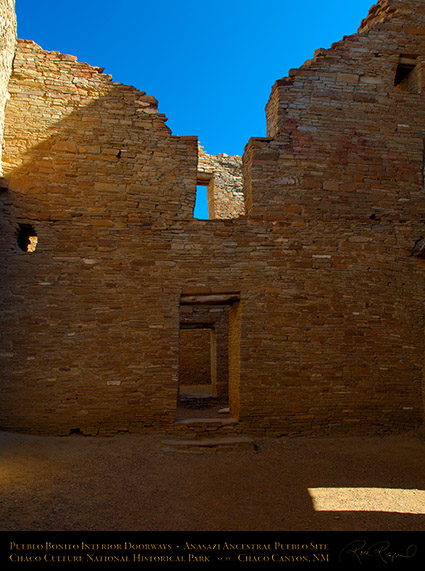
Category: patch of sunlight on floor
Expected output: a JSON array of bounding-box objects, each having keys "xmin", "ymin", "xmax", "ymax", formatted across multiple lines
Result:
[{"xmin": 308, "ymin": 487, "xmax": 425, "ymax": 514}]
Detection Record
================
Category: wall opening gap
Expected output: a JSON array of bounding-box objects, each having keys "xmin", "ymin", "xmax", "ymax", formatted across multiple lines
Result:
[
  {"xmin": 395, "ymin": 55, "xmax": 420, "ymax": 93},
  {"xmin": 178, "ymin": 293, "xmax": 241, "ymax": 421},
  {"xmin": 194, "ymin": 185, "xmax": 210, "ymax": 220},
  {"xmin": 17, "ymin": 223, "xmax": 38, "ymax": 252}
]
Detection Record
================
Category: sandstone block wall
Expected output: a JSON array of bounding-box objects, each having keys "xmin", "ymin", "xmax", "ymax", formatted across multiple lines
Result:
[
  {"xmin": 179, "ymin": 329, "xmax": 212, "ymax": 388},
  {"xmin": 0, "ymin": 39, "xmax": 198, "ymax": 435},
  {"xmin": 1, "ymin": 0, "xmax": 424, "ymax": 437},
  {"xmin": 2, "ymin": 40, "xmax": 198, "ymax": 222},
  {"xmin": 241, "ymin": 0, "xmax": 425, "ymax": 434},
  {"xmin": 0, "ymin": 0, "xmax": 16, "ymax": 172}
]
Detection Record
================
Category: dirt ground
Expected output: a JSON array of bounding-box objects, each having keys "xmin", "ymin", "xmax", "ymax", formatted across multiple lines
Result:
[{"xmin": 1, "ymin": 430, "xmax": 425, "ymax": 531}]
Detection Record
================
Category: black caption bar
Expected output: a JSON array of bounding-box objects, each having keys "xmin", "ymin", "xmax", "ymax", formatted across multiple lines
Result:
[{"xmin": 1, "ymin": 532, "xmax": 424, "ymax": 570}]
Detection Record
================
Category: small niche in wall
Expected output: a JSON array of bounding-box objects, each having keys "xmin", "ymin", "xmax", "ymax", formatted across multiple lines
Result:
[
  {"xmin": 394, "ymin": 55, "xmax": 420, "ymax": 93},
  {"xmin": 17, "ymin": 223, "xmax": 38, "ymax": 253}
]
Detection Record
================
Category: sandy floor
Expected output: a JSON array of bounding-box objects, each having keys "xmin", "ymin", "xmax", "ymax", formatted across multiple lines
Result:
[{"xmin": 1, "ymin": 430, "xmax": 425, "ymax": 531}]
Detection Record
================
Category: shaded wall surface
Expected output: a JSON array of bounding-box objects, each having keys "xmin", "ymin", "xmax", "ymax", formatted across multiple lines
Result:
[
  {"xmin": 179, "ymin": 329, "xmax": 212, "ymax": 388},
  {"xmin": 1, "ymin": 0, "xmax": 425, "ymax": 436}
]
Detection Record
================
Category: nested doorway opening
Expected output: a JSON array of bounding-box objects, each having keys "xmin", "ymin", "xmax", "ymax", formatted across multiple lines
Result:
[{"xmin": 177, "ymin": 293, "xmax": 241, "ymax": 421}]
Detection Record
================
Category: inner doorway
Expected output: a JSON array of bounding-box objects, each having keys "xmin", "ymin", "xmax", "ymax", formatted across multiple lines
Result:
[{"xmin": 178, "ymin": 325, "xmax": 224, "ymax": 418}]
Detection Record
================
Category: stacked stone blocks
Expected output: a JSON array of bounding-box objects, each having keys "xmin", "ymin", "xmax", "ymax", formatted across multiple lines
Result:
[{"xmin": 0, "ymin": 0, "xmax": 424, "ymax": 437}]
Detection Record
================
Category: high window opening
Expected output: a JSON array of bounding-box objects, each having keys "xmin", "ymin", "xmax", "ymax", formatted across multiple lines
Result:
[
  {"xmin": 395, "ymin": 55, "xmax": 421, "ymax": 93},
  {"xmin": 17, "ymin": 223, "xmax": 38, "ymax": 253},
  {"xmin": 194, "ymin": 185, "xmax": 210, "ymax": 219}
]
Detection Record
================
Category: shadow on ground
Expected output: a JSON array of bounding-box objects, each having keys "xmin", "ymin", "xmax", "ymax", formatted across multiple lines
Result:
[{"xmin": 1, "ymin": 431, "xmax": 424, "ymax": 531}]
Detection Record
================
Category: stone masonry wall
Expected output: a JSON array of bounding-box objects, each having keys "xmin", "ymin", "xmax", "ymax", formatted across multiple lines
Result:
[
  {"xmin": 240, "ymin": 0, "xmax": 425, "ymax": 434},
  {"xmin": 197, "ymin": 144, "xmax": 244, "ymax": 219},
  {"xmin": 0, "ymin": 0, "xmax": 16, "ymax": 173},
  {"xmin": 0, "ymin": 39, "xmax": 198, "ymax": 435},
  {"xmin": 179, "ymin": 329, "xmax": 211, "ymax": 388},
  {"xmin": 2, "ymin": 40, "xmax": 197, "ymax": 222},
  {"xmin": 1, "ymin": 0, "xmax": 425, "ymax": 437}
]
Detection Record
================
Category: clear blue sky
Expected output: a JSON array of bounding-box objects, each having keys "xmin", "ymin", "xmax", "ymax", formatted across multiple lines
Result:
[{"xmin": 16, "ymin": 0, "xmax": 374, "ymax": 158}]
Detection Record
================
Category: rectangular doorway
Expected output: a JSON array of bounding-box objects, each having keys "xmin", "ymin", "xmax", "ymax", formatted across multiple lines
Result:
[{"xmin": 178, "ymin": 292, "xmax": 240, "ymax": 421}]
